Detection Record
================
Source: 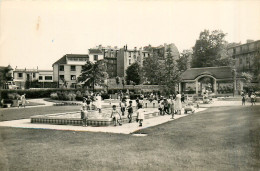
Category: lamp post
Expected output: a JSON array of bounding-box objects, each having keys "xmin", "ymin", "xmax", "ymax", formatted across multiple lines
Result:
[{"xmin": 232, "ymin": 69, "xmax": 237, "ymax": 97}]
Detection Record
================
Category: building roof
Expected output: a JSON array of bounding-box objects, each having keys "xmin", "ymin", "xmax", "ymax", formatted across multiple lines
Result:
[
  {"xmin": 53, "ymin": 54, "xmax": 89, "ymax": 65},
  {"xmin": 181, "ymin": 66, "xmax": 235, "ymax": 80},
  {"xmin": 89, "ymin": 49, "xmax": 103, "ymax": 54}
]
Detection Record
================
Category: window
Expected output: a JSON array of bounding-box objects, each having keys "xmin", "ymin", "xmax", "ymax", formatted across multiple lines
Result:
[
  {"xmin": 59, "ymin": 65, "xmax": 64, "ymax": 71},
  {"xmin": 18, "ymin": 73, "xmax": 23, "ymax": 78},
  {"xmin": 59, "ymin": 75, "xmax": 64, "ymax": 80},
  {"xmin": 45, "ymin": 76, "xmax": 52, "ymax": 80},
  {"xmin": 71, "ymin": 75, "xmax": 76, "ymax": 80},
  {"xmin": 39, "ymin": 76, "xmax": 43, "ymax": 80},
  {"xmin": 129, "ymin": 59, "xmax": 131, "ymax": 65},
  {"xmin": 33, "ymin": 73, "xmax": 36, "ymax": 78},
  {"xmin": 94, "ymin": 55, "xmax": 98, "ymax": 61},
  {"xmin": 70, "ymin": 65, "xmax": 76, "ymax": 71}
]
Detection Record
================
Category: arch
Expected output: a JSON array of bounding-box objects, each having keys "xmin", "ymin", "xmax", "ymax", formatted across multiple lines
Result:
[
  {"xmin": 195, "ymin": 74, "xmax": 217, "ymax": 94},
  {"xmin": 195, "ymin": 74, "xmax": 216, "ymax": 81}
]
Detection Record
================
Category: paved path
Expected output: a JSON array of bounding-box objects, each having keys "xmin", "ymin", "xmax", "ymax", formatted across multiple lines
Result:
[{"xmin": 0, "ymin": 108, "xmax": 207, "ymax": 134}]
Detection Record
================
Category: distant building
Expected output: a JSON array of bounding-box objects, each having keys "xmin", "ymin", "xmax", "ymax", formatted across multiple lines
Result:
[
  {"xmin": 117, "ymin": 46, "xmax": 150, "ymax": 77},
  {"xmin": 143, "ymin": 43, "xmax": 180, "ymax": 60},
  {"xmin": 13, "ymin": 67, "xmax": 53, "ymax": 89},
  {"xmin": 52, "ymin": 54, "xmax": 89, "ymax": 88},
  {"xmin": 89, "ymin": 45, "xmax": 119, "ymax": 78},
  {"xmin": 227, "ymin": 40, "xmax": 260, "ymax": 78}
]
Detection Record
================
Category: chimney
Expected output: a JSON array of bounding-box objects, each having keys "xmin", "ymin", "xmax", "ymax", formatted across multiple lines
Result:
[
  {"xmin": 114, "ymin": 46, "xmax": 117, "ymax": 49},
  {"xmin": 126, "ymin": 44, "xmax": 128, "ymax": 51},
  {"xmin": 98, "ymin": 45, "xmax": 102, "ymax": 50},
  {"xmin": 134, "ymin": 47, "xmax": 137, "ymax": 51}
]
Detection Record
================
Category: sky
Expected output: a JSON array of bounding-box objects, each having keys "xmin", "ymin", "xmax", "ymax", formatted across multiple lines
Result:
[{"xmin": 0, "ymin": 0, "xmax": 260, "ymax": 70}]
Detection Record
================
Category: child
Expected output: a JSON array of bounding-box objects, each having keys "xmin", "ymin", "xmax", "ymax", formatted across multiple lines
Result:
[
  {"xmin": 158, "ymin": 100, "xmax": 163, "ymax": 115},
  {"xmin": 81, "ymin": 103, "xmax": 88, "ymax": 127},
  {"xmin": 136, "ymin": 103, "xmax": 144, "ymax": 127},
  {"xmin": 127, "ymin": 101, "xmax": 133, "ymax": 123},
  {"xmin": 110, "ymin": 105, "xmax": 122, "ymax": 126},
  {"xmin": 241, "ymin": 93, "xmax": 246, "ymax": 106},
  {"xmin": 120, "ymin": 99, "xmax": 126, "ymax": 116}
]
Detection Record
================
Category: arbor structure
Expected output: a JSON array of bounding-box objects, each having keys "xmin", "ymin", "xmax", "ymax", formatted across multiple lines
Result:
[
  {"xmin": 191, "ymin": 30, "xmax": 231, "ymax": 68},
  {"xmin": 125, "ymin": 62, "xmax": 141, "ymax": 85},
  {"xmin": 77, "ymin": 60, "xmax": 108, "ymax": 91}
]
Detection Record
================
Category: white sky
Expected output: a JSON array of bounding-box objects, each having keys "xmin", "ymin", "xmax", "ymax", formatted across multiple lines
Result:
[{"xmin": 0, "ymin": 0, "xmax": 260, "ymax": 70}]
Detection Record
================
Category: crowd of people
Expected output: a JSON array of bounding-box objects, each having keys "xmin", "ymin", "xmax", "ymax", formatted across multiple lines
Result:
[{"xmin": 80, "ymin": 91, "xmax": 187, "ymax": 127}]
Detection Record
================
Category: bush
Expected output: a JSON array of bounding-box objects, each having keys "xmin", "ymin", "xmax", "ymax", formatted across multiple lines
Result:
[
  {"xmin": 7, "ymin": 93, "xmax": 20, "ymax": 100},
  {"xmin": 50, "ymin": 93, "xmax": 59, "ymax": 100},
  {"xmin": 101, "ymin": 93, "xmax": 110, "ymax": 100}
]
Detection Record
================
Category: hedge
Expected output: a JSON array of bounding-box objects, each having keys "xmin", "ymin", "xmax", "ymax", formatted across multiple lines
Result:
[{"xmin": 0, "ymin": 88, "xmax": 84, "ymax": 99}]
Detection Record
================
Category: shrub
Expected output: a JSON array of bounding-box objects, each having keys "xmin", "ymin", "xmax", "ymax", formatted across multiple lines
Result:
[{"xmin": 50, "ymin": 93, "xmax": 59, "ymax": 100}]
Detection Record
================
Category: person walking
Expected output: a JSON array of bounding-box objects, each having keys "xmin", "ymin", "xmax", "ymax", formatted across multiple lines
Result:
[
  {"xmin": 96, "ymin": 93, "xmax": 102, "ymax": 113},
  {"xmin": 250, "ymin": 93, "xmax": 256, "ymax": 106},
  {"xmin": 120, "ymin": 99, "xmax": 126, "ymax": 116},
  {"xmin": 241, "ymin": 92, "xmax": 246, "ymax": 106},
  {"xmin": 175, "ymin": 91, "xmax": 182, "ymax": 115},
  {"xmin": 136, "ymin": 103, "xmax": 144, "ymax": 127},
  {"xmin": 20, "ymin": 94, "xmax": 27, "ymax": 108},
  {"xmin": 127, "ymin": 101, "xmax": 133, "ymax": 123},
  {"xmin": 169, "ymin": 96, "xmax": 175, "ymax": 119},
  {"xmin": 181, "ymin": 93, "xmax": 185, "ymax": 103}
]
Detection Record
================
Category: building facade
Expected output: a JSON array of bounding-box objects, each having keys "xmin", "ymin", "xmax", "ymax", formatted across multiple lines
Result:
[
  {"xmin": 143, "ymin": 43, "xmax": 180, "ymax": 60},
  {"xmin": 227, "ymin": 40, "xmax": 260, "ymax": 79},
  {"xmin": 52, "ymin": 54, "xmax": 89, "ymax": 88},
  {"xmin": 117, "ymin": 46, "xmax": 150, "ymax": 77},
  {"xmin": 13, "ymin": 68, "xmax": 53, "ymax": 89}
]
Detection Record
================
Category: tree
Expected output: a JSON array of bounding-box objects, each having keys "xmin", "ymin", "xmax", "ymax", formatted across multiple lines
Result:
[
  {"xmin": 176, "ymin": 49, "xmax": 192, "ymax": 72},
  {"xmin": 142, "ymin": 54, "xmax": 161, "ymax": 84},
  {"xmin": 191, "ymin": 30, "xmax": 231, "ymax": 68},
  {"xmin": 161, "ymin": 47, "xmax": 181, "ymax": 94},
  {"xmin": 77, "ymin": 60, "xmax": 108, "ymax": 91},
  {"xmin": 126, "ymin": 62, "xmax": 141, "ymax": 85},
  {"xmin": 0, "ymin": 66, "xmax": 13, "ymax": 88}
]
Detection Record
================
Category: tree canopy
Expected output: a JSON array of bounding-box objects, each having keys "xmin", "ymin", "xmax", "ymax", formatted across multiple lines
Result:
[
  {"xmin": 142, "ymin": 54, "xmax": 161, "ymax": 85},
  {"xmin": 77, "ymin": 60, "xmax": 108, "ymax": 91},
  {"xmin": 191, "ymin": 30, "xmax": 231, "ymax": 68},
  {"xmin": 176, "ymin": 49, "xmax": 192, "ymax": 72},
  {"xmin": 126, "ymin": 62, "xmax": 141, "ymax": 85}
]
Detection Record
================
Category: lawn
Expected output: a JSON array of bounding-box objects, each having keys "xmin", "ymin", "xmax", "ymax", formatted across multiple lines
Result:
[
  {"xmin": 0, "ymin": 105, "xmax": 259, "ymax": 171},
  {"xmin": 0, "ymin": 106, "xmax": 80, "ymax": 121}
]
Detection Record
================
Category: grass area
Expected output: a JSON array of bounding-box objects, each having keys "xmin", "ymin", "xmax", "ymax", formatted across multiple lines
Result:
[
  {"xmin": 0, "ymin": 105, "xmax": 259, "ymax": 170},
  {"xmin": 0, "ymin": 106, "xmax": 80, "ymax": 121}
]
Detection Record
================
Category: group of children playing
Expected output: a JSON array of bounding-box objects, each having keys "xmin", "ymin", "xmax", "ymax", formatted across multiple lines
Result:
[{"xmin": 80, "ymin": 96, "xmax": 145, "ymax": 127}]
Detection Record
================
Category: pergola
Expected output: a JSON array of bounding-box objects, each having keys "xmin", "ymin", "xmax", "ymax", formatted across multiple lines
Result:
[{"xmin": 180, "ymin": 66, "xmax": 245, "ymax": 95}]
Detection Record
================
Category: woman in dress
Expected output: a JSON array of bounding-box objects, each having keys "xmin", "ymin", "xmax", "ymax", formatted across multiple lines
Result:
[
  {"xmin": 175, "ymin": 91, "xmax": 182, "ymax": 115},
  {"xmin": 136, "ymin": 103, "xmax": 144, "ymax": 127}
]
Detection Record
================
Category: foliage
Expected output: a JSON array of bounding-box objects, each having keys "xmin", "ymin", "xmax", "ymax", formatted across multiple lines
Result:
[
  {"xmin": 191, "ymin": 30, "xmax": 232, "ymax": 68},
  {"xmin": 77, "ymin": 60, "xmax": 108, "ymax": 91},
  {"xmin": 126, "ymin": 62, "xmax": 141, "ymax": 85},
  {"xmin": 160, "ymin": 47, "xmax": 181, "ymax": 94},
  {"xmin": 176, "ymin": 49, "xmax": 192, "ymax": 72},
  {"xmin": 142, "ymin": 54, "xmax": 161, "ymax": 84},
  {"xmin": 0, "ymin": 66, "xmax": 13, "ymax": 88}
]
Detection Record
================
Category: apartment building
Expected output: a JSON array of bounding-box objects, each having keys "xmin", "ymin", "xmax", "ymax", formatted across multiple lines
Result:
[
  {"xmin": 143, "ymin": 43, "xmax": 180, "ymax": 60},
  {"xmin": 227, "ymin": 40, "xmax": 260, "ymax": 78},
  {"xmin": 52, "ymin": 54, "xmax": 89, "ymax": 88},
  {"xmin": 117, "ymin": 46, "xmax": 150, "ymax": 77}
]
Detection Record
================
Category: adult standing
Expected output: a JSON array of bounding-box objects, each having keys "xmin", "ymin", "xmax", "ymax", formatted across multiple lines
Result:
[
  {"xmin": 96, "ymin": 93, "xmax": 102, "ymax": 113},
  {"xmin": 175, "ymin": 91, "xmax": 182, "ymax": 115},
  {"xmin": 20, "ymin": 94, "xmax": 26, "ymax": 108},
  {"xmin": 250, "ymin": 93, "xmax": 256, "ymax": 106}
]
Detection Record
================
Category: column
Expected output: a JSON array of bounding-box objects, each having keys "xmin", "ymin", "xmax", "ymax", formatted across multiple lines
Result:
[
  {"xmin": 214, "ymin": 79, "xmax": 217, "ymax": 94},
  {"xmin": 195, "ymin": 80, "xmax": 198, "ymax": 95}
]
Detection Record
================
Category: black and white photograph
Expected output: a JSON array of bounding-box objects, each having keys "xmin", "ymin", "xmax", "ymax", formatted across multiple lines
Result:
[{"xmin": 0, "ymin": 0, "xmax": 259, "ymax": 170}]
